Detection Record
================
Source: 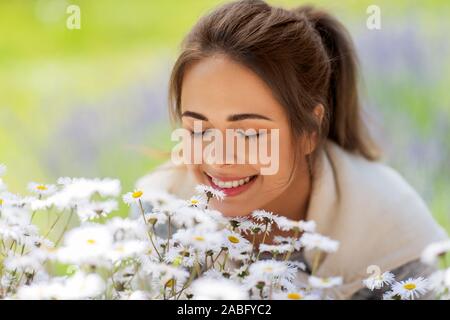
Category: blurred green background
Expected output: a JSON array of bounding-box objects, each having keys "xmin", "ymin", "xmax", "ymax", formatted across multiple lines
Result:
[{"xmin": 0, "ymin": 0, "xmax": 449, "ymax": 230}]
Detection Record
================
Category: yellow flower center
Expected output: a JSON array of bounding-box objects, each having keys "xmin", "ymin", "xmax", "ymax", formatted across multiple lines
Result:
[
  {"xmin": 228, "ymin": 235, "xmax": 240, "ymax": 244},
  {"xmin": 132, "ymin": 190, "xmax": 143, "ymax": 198},
  {"xmin": 37, "ymin": 185, "xmax": 48, "ymax": 191},
  {"xmin": 264, "ymin": 267, "xmax": 273, "ymax": 273},
  {"xmin": 0, "ymin": 199, "xmax": 3, "ymax": 205},
  {"xmin": 190, "ymin": 199, "xmax": 199, "ymax": 205},
  {"xmin": 165, "ymin": 279, "xmax": 176, "ymax": 288},
  {"xmin": 403, "ymin": 283, "xmax": 416, "ymax": 291},
  {"xmin": 194, "ymin": 236, "xmax": 205, "ymax": 241},
  {"xmin": 87, "ymin": 239, "xmax": 96, "ymax": 245},
  {"xmin": 115, "ymin": 246, "xmax": 124, "ymax": 252},
  {"xmin": 287, "ymin": 293, "xmax": 303, "ymax": 300}
]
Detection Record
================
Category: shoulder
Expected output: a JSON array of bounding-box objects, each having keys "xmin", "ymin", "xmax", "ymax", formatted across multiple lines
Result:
[
  {"xmin": 135, "ymin": 160, "xmax": 197, "ymax": 200},
  {"xmin": 317, "ymin": 141, "xmax": 447, "ymax": 298},
  {"xmin": 325, "ymin": 140, "xmax": 442, "ymax": 230}
]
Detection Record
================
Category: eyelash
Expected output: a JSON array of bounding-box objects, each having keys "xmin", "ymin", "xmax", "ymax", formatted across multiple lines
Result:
[{"xmin": 189, "ymin": 130, "xmax": 263, "ymax": 139}]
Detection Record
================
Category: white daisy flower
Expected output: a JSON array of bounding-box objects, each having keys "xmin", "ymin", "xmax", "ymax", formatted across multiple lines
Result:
[
  {"xmin": 247, "ymin": 260, "xmax": 297, "ymax": 285},
  {"xmin": 259, "ymin": 243, "xmax": 293, "ymax": 254},
  {"xmin": 49, "ymin": 178, "xmax": 121, "ymax": 210},
  {"xmin": 76, "ymin": 200, "xmax": 118, "ymax": 221},
  {"xmin": 172, "ymin": 228, "xmax": 222, "ymax": 252},
  {"xmin": 240, "ymin": 221, "xmax": 268, "ymax": 235},
  {"xmin": 298, "ymin": 232, "xmax": 339, "ymax": 253},
  {"xmin": 164, "ymin": 246, "xmax": 196, "ymax": 268},
  {"xmin": 227, "ymin": 216, "xmax": 248, "ymax": 229},
  {"xmin": 251, "ymin": 209, "xmax": 277, "ymax": 224},
  {"xmin": 123, "ymin": 190, "xmax": 144, "ymax": 206},
  {"xmin": 308, "ymin": 275, "xmax": 343, "ymax": 289},
  {"xmin": 195, "ymin": 184, "xmax": 225, "ymax": 201},
  {"xmin": 222, "ymin": 230, "xmax": 251, "ymax": 251},
  {"xmin": 143, "ymin": 210, "xmax": 168, "ymax": 227},
  {"xmin": 144, "ymin": 261, "xmax": 190, "ymax": 290},
  {"xmin": 391, "ymin": 277, "xmax": 429, "ymax": 300},
  {"xmin": 421, "ymin": 240, "xmax": 450, "ymax": 265},
  {"xmin": 363, "ymin": 271, "xmax": 396, "ymax": 290},
  {"xmin": 187, "ymin": 195, "xmax": 207, "ymax": 209},
  {"xmin": 191, "ymin": 278, "xmax": 248, "ymax": 300},
  {"xmin": 275, "ymin": 216, "xmax": 316, "ymax": 233},
  {"xmin": 126, "ymin": 291, "xmax": 149, "ymax": 300},
  {"xmin": 382, "ymin": 290, "xmax": 399, "ymax": 300},
  {"xmin": 106, "ymin": 217, "xmax": 147, "ymax": 241},
  {"xmin": 107, "ymin": 240, "xmax": 147, "ymax": 263},
  {"xmin": 16, "ymin": 272, "xmax": 105, "ymax": 300},
  {"xmin": 273, "ymin": 290, "xmax": 320, "ymax": 300},
  {"xmin": 427, "ymin": 269, "xmax": 450, "ymax": 298},
  {"xmin": 0, "ymin": 192, "xmax": 20, "ymax": 208},
  {"xmin": 57, "ymin": 224, "xmax": 113, "ymax": 265},
  {"xmin": 140, "ymin": 190, "xmax": 182, "ymax": 211},
  {"xmin": 27, "ymin": 182, "xmax": 57, "ymax": 197}
]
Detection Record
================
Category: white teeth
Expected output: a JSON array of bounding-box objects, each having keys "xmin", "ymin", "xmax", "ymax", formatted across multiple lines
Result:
[{"xmin": 211, "ymin": 176, "xmax": 254, "ymax": 189}]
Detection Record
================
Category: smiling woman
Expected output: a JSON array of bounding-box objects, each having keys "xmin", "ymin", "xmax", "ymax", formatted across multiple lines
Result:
[{"xmin": 135, "ymin": 0, "xmax": 448, "ymax": 299}]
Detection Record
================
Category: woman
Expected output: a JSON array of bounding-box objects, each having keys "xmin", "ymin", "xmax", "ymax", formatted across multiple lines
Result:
[{"xmin": 135, "ymin": 0, "xmax": 447, "ymax": 299}]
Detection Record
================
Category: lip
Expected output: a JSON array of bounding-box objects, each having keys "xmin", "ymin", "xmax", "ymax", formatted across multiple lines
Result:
[{"xmin": 204, "ymin": 172, "xmax": 258, "ymax": 197}]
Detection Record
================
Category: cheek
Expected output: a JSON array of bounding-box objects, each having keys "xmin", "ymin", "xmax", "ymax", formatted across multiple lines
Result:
[{"xmin": 187, "ymin": 164, "xmax": 205, "ymax": 182}]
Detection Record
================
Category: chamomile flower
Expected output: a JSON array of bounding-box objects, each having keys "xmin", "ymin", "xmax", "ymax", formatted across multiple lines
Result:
[
  {"xmin": 191, "ymin": 278, "xmax": 247, "ymax": 300},
  {"xmin": 76, "ymin": 200, "xmax": 118, "ymax": 221},
  {"xmin": 195, "ymin": 184, "xmax": 225, "ymax": 201},
  {"xmin": 57, "ymin": 224, "xmax": 113, "ymax": 265},
  {"xmin": 248, "ymin": 260, "xmax": 297, "ymax": 284},
  {"xmin": 299, "ymin": 232, "xmax": 339, "ymax": 253},
  {"xmin": 123, "ymin": 190, "xmax": 144, "ymax": 206},
  {"xmin": 363, "ymin": 271, "xmax": 395, "ymax": 290},
  {"xmin": 16, "ymin": 272, "xmax": 105, "ymax": 300},
  {"xmin": 273, "ymin": 290, "xmax": 320, "ymax": 300},
  {"xmin": 172, "ymin": 228, "xmax": 222, "ymax": 252},
  {"xmin": 382, "ymin": 290, "xmax": 400, "ymax": 300},
  {"xmin": 427, "ymin": 269, "xmax": 450, "ymax": 298},
  {"xmin": 60, "ymin": 177, "xmax": 121, "ymax": 198},
  {"xmin": 391, "ymin": 277, "xmax": 429, "ymax": 300},
  {"xmin": 145, "ymin": 262, "xmax": 190, "ymax": 290},
  {"xmin": 164, "ymin": 246, "xmax": 196, "ymax": 268},
  {"xmin": 222, "ymin": 230, "xmax": 252, "ymax": 260},
  {"xmin": 259, "ymin": 243, "xmax": 293, "ymax": 255},
  {"xmin": 421, "ymin": 239, "xmax": 450, "ymax": 265},
  {"xmin": 222, "ymin": 230, "xmax": 251, "ymax": 251},
  {"xmin": 251, "ymin": 209, "xmax": 277, "ymax": 224},
  {"xmin": 275, "ymin": 216, "xmax": 316, "ymax": 233},
  {"xmin": 308, "ymin": 275, "xmax": 343, "ymax": 289},
  {"xmin": 107, "ymin": 240, "xmax": 147, "ymax": 263},
  {"xmin": 0, "ymin": 192, "xmax": 20, "ymax": 208},
  {"xmin": 143, "ymin": 209, "xmax": 168, "ymax": 227},
  {"xmin": 187, "ymin": 195, "xmax": 207, "ymax": 209},
  {"xmin": 27, "ymin": 182, "xmax": 57, "ymax": 197}
]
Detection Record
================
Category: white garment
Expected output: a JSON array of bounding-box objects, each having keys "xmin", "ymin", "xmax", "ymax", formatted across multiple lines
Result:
[{"xmin": 135, "ymin": 140, "xmax": 448, "ymax": 299}]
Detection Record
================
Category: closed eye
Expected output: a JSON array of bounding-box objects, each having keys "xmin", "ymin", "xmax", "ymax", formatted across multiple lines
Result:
[{"xmin": 236, "ymin": 129, "xmax": 265, "ymax": 139}]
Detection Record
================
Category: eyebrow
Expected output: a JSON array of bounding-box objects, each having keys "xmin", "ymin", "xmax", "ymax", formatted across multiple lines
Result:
[{"xmin": 181, "ymin": 111, "xmax": 273, "ymax": 122}]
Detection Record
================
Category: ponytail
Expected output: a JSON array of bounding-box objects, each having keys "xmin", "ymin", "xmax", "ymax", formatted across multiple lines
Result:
[{"xmin": 293, "ymin": 6, "xmax": 380, "ymax": 160}]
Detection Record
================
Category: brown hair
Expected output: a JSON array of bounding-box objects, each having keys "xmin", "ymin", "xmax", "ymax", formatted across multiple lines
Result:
[{"xmin": 168, "ymin": 0, "xmax": 379, "ymax": 161}]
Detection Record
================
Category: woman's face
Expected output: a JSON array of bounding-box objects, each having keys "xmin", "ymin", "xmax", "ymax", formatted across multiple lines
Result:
[{"xmin": 180, "ymin": 54, "xmax": 310, "ymax": 217}]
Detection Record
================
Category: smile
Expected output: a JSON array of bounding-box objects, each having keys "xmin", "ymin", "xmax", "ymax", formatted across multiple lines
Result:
[{"xmin": 204, "ymin": 172, "xmax": 258, "ymax": 196}]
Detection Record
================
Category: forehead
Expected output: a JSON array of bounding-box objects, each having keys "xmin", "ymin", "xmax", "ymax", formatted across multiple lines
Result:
[{"xmin": 180, "ymin": 55, "xmax": 286, "ymax": 121}]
